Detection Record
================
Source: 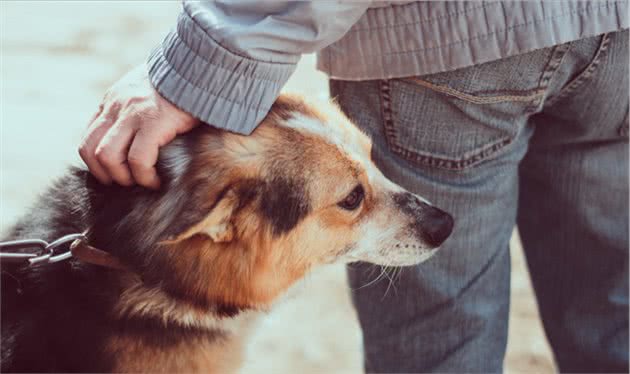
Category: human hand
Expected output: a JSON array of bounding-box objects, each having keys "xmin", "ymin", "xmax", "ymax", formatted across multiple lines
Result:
[{"xmin": 79, "ymin": 65, "xmax": 199, "ymax": 189}]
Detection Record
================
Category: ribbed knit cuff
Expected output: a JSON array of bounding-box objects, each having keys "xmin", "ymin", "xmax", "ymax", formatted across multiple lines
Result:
[{"xmin": 147, "ymin": 12, "xmax": 296, "ymax": 134}]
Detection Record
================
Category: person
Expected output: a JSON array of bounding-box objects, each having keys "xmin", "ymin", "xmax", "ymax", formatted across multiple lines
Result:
[{"xmin": 78, "ymin": 2, "xmax": 629, "ymax": 372}]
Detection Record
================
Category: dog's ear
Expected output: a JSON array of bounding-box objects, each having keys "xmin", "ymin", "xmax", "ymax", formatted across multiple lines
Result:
[
  {"xmin": 163, "ymin": 181, "xmax": 260, "ymax": 244},
  {"xmin": 171, "ymin": 188, "xmax": 240, "ymax": 243}
]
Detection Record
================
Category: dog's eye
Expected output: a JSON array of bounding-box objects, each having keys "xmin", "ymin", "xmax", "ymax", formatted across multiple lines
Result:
[{"xmin": 338, "ymin": 185, "xmax": 364, "ymax": 211}]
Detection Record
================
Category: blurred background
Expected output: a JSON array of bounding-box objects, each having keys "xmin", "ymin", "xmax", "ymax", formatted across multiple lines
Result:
[{"xmin": 1, "ymin": 2, "xmax": 556, "ymax": 373}]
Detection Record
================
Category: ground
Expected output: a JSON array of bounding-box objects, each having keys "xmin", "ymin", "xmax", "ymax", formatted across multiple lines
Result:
[{"xmin": 1, "ymin": 2, "xmax": 555, "ymax": 372}]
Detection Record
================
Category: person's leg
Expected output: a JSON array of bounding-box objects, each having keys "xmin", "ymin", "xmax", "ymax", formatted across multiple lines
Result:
[
  {"xmin": 518, "ymin": 30, "xmax": 629, "ymax": 372},
  {"xmin": 330, "ymin": 44, "xmax": 569, "ymax": 372}
]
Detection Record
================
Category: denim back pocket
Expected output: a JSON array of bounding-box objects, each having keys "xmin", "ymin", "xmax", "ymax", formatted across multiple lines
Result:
[{"xmin": 380, "ymin": 46, "xmax": 562, "ymax": 170}]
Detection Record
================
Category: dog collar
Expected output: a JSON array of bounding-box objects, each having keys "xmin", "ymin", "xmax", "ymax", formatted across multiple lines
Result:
[
  {"xmin": 0, "ymin": 234, "xmax": 129, "ymax": 271},
  {"xmin": 70, "ymin": 238, "xmax": 130, "ymax": 271}
]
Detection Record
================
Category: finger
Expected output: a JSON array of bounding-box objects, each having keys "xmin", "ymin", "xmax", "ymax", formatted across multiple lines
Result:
[
  {"xmin": 86, "ymin": 103, "xmax": 104, "ymax": 127},
  {"xmin": 79, "ymin": 116, "xmax": 114, "ymax": 185},
  {"xmin": 95, "ymin": 119, "xmax": 138, "ymax": 186},
  {"xmin": 127, "ymin": 127, "xmax": 176, "ymax": 189}
]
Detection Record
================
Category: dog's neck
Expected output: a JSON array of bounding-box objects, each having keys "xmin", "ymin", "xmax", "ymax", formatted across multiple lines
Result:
[{"xmin": 113, "ymin": 273, "xmax": 263, "ymax": 334}]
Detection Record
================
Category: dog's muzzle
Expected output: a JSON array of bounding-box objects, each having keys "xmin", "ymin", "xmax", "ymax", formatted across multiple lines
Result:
[
  {"xmin": 394, "ymin": 192, "xmax": 454, "ymax": 247},
  {"xmin": 418, "ymin": 204, "xmax": 454, "ymax": 247}
]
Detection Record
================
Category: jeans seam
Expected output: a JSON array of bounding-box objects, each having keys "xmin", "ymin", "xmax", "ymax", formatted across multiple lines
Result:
[
  {"xmin": 393, "ymin": 138, "xmax": 513, "ymax": 170},
  {"xmin": 529, "ymin": 42, "xmax": 572, "ymax": 112},
  {"xmin": 379, "ymin": 79, "xmax": 513, "ymax": 170},
  {"xmin": 546, "ymin": 33, "xmax": 612, "ymax": 107},
  {"xmin": 619, "ymin": 109, "xmax": 629, "ymax": 137},
  {"xmin": 398, "ymin": 44, "xmax": 569, "ymax": 112},
  {"xmin": 406, "ymin": 77, "xmax": 545, "ymax": 104},
  {"xmin": 380, "ymin": 80, "xmax": 398, "ymax": 149}
]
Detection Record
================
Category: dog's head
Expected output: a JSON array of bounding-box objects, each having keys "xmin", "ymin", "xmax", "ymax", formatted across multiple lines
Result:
[{"xmin": 90, "ymin": 94, "xmax": 453, "ymax": 310}]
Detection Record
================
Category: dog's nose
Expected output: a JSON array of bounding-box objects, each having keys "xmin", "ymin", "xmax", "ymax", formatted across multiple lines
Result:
[{"xmin": 422, "ymin": 206, "xmax": 454, "ymax": 247}]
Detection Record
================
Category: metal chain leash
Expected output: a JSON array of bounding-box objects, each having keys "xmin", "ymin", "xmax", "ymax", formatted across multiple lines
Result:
[{"xmin": 0, "ymin": 233, "xmax": 86, "ymax": 266}]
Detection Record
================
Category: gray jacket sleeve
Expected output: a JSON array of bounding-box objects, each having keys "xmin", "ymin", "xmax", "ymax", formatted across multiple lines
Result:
[{"xmin": 147, "ymin": 1, "xmax": 369, "ymax": 134}]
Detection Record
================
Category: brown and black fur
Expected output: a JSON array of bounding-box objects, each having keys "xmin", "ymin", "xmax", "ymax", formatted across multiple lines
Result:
[
  {"xmin": 1, "ymin": 95, "xmax": 454, "ymax": 372},
  {"xmin": 0, "ymin": 157, "xmax": 212, "ymax": 371},
  {"xmin": 0, "ymin": 122, "xmax": 309, "ymax": 372}
]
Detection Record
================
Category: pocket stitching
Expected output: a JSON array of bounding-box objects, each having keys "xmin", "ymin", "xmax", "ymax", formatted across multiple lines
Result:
[
  {"xmin": 379, "ymin": 79, "xmax": 514, "ymax": 170},
  {"xmin": 546, "ymin": 33, "xmax": 611, "ymax": 106},
  {"xmin": 405, "ymin": 77, "xmax": 545, "ymax": 105},
  {"xmin": 392, "ymin": 137, "xmax": 513, "ymax": 169}
]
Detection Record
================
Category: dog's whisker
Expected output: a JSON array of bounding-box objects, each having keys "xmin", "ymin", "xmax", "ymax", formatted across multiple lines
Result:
[
  {"xmin": 391, "ymin": 269, "xmax": 401, "ymax": 295},
  {"xmin": 381, "ymin": 265, "xmax": 399, "ymax": 300},
  {"xmin": 353, "ymin": 265, "xmax": 389, "ymax": 291}
]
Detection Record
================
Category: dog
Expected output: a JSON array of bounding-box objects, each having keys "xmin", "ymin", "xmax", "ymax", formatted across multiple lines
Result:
[{"xmin": 1, "ymin": 94, "xmax": 453, "ymax": 372}]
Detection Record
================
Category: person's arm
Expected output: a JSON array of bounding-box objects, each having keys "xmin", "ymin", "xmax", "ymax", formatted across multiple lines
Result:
[
  {"xmin": 79, "ymin": 1, "xmax": 369, "ymax": 189},
  {"xmin": 151, "ymin": 1, "xmax": 370, "ymax": 133}
]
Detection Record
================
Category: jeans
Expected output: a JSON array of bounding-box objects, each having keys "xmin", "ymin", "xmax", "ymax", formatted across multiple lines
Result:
[{"xmin": 331, "ymin": 30, "xmax": 629, "ymax": 373}]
